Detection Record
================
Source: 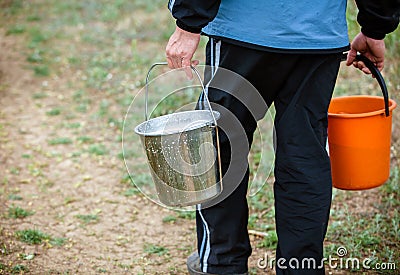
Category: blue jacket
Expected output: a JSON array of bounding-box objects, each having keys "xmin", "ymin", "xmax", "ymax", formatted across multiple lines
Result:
[{"xmin": 168, "ymin": 0, "xmax": 399, "ymax": 51}]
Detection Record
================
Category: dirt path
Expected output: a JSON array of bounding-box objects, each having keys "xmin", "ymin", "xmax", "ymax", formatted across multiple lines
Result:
[
  {"xmin": 0, "ymin": 28, "xmax": 199, "ymax": 274},
  {"xmin": 0, "ymin": 30, "xmax": 275, "ymax": 274}
]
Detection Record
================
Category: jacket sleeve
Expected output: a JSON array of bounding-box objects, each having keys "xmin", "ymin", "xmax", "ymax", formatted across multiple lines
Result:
[
  {"xmin": 355, "ymin": 0, "xmax": 400, "ymax": 39},
  {"xmin": 168, "ymin": 0, "xmax": 221, "ymax": 33}
]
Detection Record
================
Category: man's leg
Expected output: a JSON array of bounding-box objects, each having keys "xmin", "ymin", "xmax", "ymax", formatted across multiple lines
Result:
[
  {"xmin": 195, "ymin": 38, "xmax": 263, "ymax": 274},
  {"xmin": 192, "ymin": 39, "xmax": 311, "ymax": 274},
  {"xmin": 273, "ymin": 54, "xmax": 342, "ymax": 275}
]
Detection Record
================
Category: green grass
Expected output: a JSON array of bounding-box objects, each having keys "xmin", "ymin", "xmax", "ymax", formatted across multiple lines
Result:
[
  {"xmin": 8, "ymin": 205, "xmax": 34, "ymax": 219},
  {"xmin": 32, "ymin": 92, "xmax": 48, "ymax": 99},
  {"xmin": 27, "ymin": 49, "xmax": 44, "ymax": 63},
  {"xmin": 33, "ymin": 65, "xmax": 50, "ymax": 76},
  {"xmin": 6, "ymin": 25, "xmax": 25, "ymax": 35},
  {"xmin": 1, "ymin": 0, "xmax": 24, "ymax": 16},
  {"xmin": 8, "ymin": 194, "xmax": 23, "ymax": 201},
  {"xmin": 177, "ymin": 211, "xmax": 196, "ymax": 220},
  {"xmin": 12, "ymin": 264, "xmax": 29, "ymax": 273},
  {"xmin": 143, "ymin": 243, "xmax": 169, "ymax": 256},
  {"xmin": 15, "ymin": 229, "xmax": 50, "ymax": 244},
  {"xmin": 162, "ymin": 215, "xmax": 177, "ymax": 224},
  {"xmin": 324, "ymin": 167, "xmax": 400, "ymax": 270},
  {"xmin": 122, "ymin": 187, "xmax": 140, "ymax": 197},
  {"xmin": 27, "ymin": 14, "xmax": 41, "ymax": 22},
  {"xmin": 50, "ymin": 237, "xmax": 67, "ymax": 247},
  {"xmin": 48, "ymin": 137, "xmax": 73, "ymax": 145},
  {"xmin": 257, "ymin": 231, "xmax": 278, "ymax": 249},
  {"xmin": 88, "ymin": 144, "xmax": 108, "ymax": 156},
  {"xmin": 46, "ymin": 108, "xmax": 61, "ymax": 116},
  {"xmin": 75, "ymin": 214, "xmax": 99, "ymax": 224},
  {"xmin": 76, "ymin": 136, "xmax": 93, "ymax": 144}
]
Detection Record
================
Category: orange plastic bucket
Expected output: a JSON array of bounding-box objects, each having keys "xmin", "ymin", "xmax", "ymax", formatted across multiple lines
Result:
[{"xmin": 328, "ymin": 96, "xmax": 397, "ymax": 190}]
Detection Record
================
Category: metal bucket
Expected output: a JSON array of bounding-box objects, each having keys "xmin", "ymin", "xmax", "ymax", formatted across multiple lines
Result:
[{"xmin": 134, "ymin": 63, "xmax": 223, "ymax": 206}]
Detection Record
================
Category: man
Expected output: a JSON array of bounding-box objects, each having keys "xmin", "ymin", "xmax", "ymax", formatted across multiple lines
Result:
[{"xmin": 165, "ymin": 1, "xmax": 399, "ymax": 274}]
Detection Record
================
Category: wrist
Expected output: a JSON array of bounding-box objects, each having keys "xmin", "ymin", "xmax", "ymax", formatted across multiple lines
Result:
[
  {"xmin": 360, "ymin": 28, "xmax": 386, "ymax": 40},
  {"xmin": 176, "ymin": 20, "xmax": 202, "ymax": 34}
]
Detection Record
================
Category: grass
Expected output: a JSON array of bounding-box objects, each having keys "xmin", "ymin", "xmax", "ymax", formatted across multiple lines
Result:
[
  {"xmin": 46, "ymin": 108, "xmax": 61, "ymax": 116},
  {"xmin": 8, "ymin": 205, "xmax": 34, "ymax": 219},
  {"xmin": 12, "ymin": 264, "xmax": 29, "ymax": 273},
  {"xmin": 143, "ymin": 243, "xmax": 169, "ymax": 256},
  {"xmin": 6, "ymin": 25, "xmax": 25, "ymax": 35},
  {"xmin": 324, "ymin": 167, "xmax": 400, "ymax": 269},
  {"xmin": 50, "ymin": 237, "xmax": 67, "ymax": 247},
  {"xmin": 75, "ymin": 214, "xmax": 99, "ymax": 224},
  {"xmin": 88, "ymin": 144, "xmax": 108, "ymax": 156},
  {"xmin": 76, "ymin": 136, "xmax": 93, "ymax": 144},
  {"xmin": 15, "ymin": 229, "xmax": 50, "ymax": 244},
  {"xmin": 48, "ymin": 137, "xmax": 73, "ymax": 145},
  {"xmin": 8, "ymin": 194, "xmax": 23, "ymax": 201},
  {"xmin": 122, "ymin": 187, "xmax": 140, "ymax": 197},
  {"xmin": 33, "ymin": 65, "xmax": 50, "ymax": 76},
  {"xmin": 162, "ymin": 215, "xmax": 177, "ymax": 224}
]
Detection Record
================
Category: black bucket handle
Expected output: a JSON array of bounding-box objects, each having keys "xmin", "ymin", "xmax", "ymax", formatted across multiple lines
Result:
[{"xmin": 341, "ymin": 53, "xmax": 390, "ymax": 117}]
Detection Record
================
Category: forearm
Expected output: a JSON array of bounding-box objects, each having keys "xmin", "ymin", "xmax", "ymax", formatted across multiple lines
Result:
[
  {"xmin": 355, "ymin": 0, "xmax": 400, "ymax": 39},
  {"xmin": 168, "ymin": 0, "xmax": 221, "ymax": 33}
]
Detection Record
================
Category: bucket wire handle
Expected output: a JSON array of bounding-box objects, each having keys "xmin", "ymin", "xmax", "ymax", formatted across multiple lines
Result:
[
  {"xmin": 341, "ymin": 53, "xmax": 390, "ymax": 117},
  {"xmin": 145, "ymin": 62, "xmax": 218, "ymax": 125}
]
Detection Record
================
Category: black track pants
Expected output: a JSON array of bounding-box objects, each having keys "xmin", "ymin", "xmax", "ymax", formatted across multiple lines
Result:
[{"xmin": 196, "ymin": 38, "xmax": 342, "ymax": 274}]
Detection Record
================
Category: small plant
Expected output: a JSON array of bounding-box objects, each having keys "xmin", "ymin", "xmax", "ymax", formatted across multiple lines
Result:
[
  {"xmin": 162, "ymin": 215, "xmax": 177, "ymax": 224},
  {"xmin": 75, "ymin": 103, "xmax": 88, "ymax": 113},
  {"xmin": 6, "ymin": 25, "xmax": 25, "ymax": 35},
  {"xmin": 8, "ymin": 194, "xmax": 23, "ymax": 201},
  {"xmin": 77, "ymin": 136, "xmax": 93, "ymax": 144},
  {"xmin": 27, "ymin": 14, "xmax": 41, "ymax": 22},
  {"xmin": 50, "ymin": 237, "xmax": 67, "ymax": 246},
  {"xmin": 15, "ymin": 229, "xmax": 50, "ymax": 244},
  {"xmin": 75, "ymin": 214, "xmax": 99, "ymax": 224},
  {"xmin": 27, "ymin": 49, "xmax": 43, "ymax": 63},
  {"xmin": 28, "ymin": 28, "xmax": 48, "ymax": 44},
  {"xmin": 143, "ymin": 243, "xmax": 169, "ymax": 256},
  {"xmin": 48, "ymin": 137, "xmax": 72, "ymax": 145},
  {"xmin": 8, "ymin": 205, "xmax": 34, "ymax": 219},
  {"xmin": 122, "ymin": 188, "xmax": 139, "ymax": 197},
  {"xmin": 177, "ymin": 211, "xmax": 196, "ymax": 220},
  {"xmin": 46, "ymin": 108, "xmax": 61, "ymax": 116},
  {"xmin": 33, "ymin": 65, "xmax": 50, "ymax": 76},
  {"xmin": 257, "ymin": 231, "xmax": 278, "ymax": 249},
  {"xmin": 12, "ymin": 264, "xmax": 29, "ymax": 273},
  {"xmin": 32, "ymin": 92, "xmax": 48, "ymax": 99},
  {"xmin": 88, "ymin": 144, "xmax": 108, "ymax": 156},
  {"xmin": 10, "ymin": 167, "xmax": 19, "ymax": 175}
]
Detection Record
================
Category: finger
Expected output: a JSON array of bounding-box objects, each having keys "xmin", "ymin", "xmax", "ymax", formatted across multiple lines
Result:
[
  {"xmin": 353, "ymin": 61, "xmax": 366, "ymax": 71},
  {"xmin": 376, "ymin": 61, "xmax": 384, "ymax": 72},
  {"xmin": 361, "ymin": 67, "xmax": 372, "ymax": 75},
  {"xmin": 346, "ymin": 49, "xmax": 357, "ymax": 66},
  {"xmin": 182, "ymin": 58, "xmax": 193, "ymax": 79},
  {"xmin": 166, "ymin": 56, "xmax": 174, "ymax": 69},
  {"xmin": 191, "ymin": 60, "xmax": 199, "ymax": 66}
]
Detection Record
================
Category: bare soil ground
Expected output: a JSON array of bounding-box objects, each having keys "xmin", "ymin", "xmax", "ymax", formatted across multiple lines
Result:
[
  {"xmin": 0, "ymin": 24, "xmax": 282, "ymax": 275},
  {"xmin": 0, "ymin": 29, "xmax": 197, "ymax": 274}
]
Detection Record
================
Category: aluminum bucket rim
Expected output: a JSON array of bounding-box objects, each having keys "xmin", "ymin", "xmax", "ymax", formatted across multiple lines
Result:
[{"xmin": 134, "ymin": 110, "xmax": 221, "ymax": 137}]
